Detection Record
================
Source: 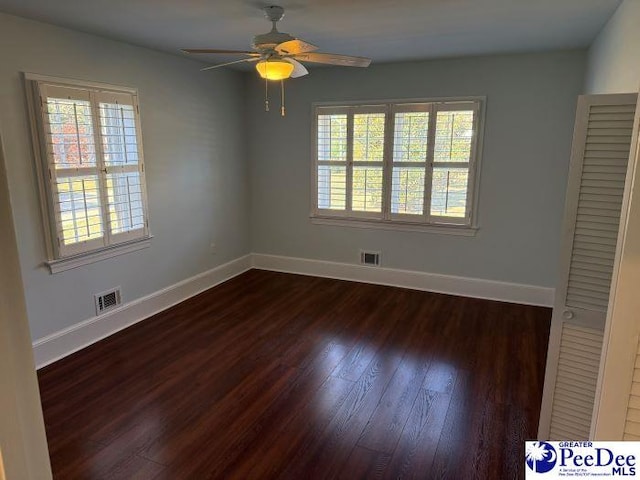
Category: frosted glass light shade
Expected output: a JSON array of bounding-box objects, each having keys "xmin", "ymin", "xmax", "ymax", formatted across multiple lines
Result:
[{"xmin": 256, "ymin": 60, "xmax": 294, "ymax": 81}]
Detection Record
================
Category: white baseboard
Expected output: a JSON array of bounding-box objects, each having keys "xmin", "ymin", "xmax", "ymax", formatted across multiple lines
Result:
[
  {"xmin": 33, "ymin": 255, "xmax": 252, "ymax": 369},
  {"xmin": 33, "ymin": 252, "xmax": 554, "ymax": 369},
  {"xmin": 251, "ymin": 253, "xmax": 555, "ymax": 308}
]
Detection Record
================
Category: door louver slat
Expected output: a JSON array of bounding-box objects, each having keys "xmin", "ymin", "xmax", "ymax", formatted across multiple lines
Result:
[
  {"xmin": 575, "ymin": 214, "xmax": 621, "ymax": 226},
  {"xmin": 554, "ymin": 390, "xmax": 598, "ymax": 411},
  {"xmin": 579, "ymin": 186, "xmax": 625, "ymax": 196},
  {"xmin": 566, "ymin": 295, "xmax": 608, "ymax": 311},
  {"xmin": 573, "ymin": 243, "xmax": 617, "ymax": 255},
  {"xmin": 573, "ymin": 228, "xmax": 618, "ymax": 239},
  {"xmin": 570, "ymin": 260, "xmax": 615, "ymax": 273},
  {"xmin": 558, "ymin": 352, "xmax": 601, "ymax": 370},
  {"xmin": 566, "ymin": 280, "xmax": 612, "ymax": 296},
  {"xmin": 573, "ymin": 235, "xmax": 617, "ymax": 247},
  {"xmin": 582, "ymin": 165, "xmax": 628, "ymax": 174},
  {"xmin": 571, "ymin": 254, "xmax": 616, "ymax": 267},
  {"xmin": 589, "ymin": 112, "xmax": 635, "ymax": 122},
  {"xmin": 589, "ymin": 105, "xmax": 635, "ymax": 114},
  {"xmin": 584, "ymin": 152, "xmax": 631, "ymax": 161}
]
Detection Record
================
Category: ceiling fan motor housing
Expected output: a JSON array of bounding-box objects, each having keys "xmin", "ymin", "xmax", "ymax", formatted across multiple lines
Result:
[
  {"xmin": 253, "ymin": 31, "xmax": 295, "ymax": 50},
  {"xmin": 263, "ymin": 5, "xmax": 285, "ymax": 22},
  {"xmin": 254, "ymin": 6, "xmax": 293, "ymax": 50}
]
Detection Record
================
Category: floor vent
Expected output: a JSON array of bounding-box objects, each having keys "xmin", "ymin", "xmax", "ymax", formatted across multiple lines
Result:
[
  {"xmin": 360, "ymin": 251, "xmax": 381, "ymax": 266},
  {"xmin": 95, "ymin": 287, "xmax": 122, "ymax": 315}
]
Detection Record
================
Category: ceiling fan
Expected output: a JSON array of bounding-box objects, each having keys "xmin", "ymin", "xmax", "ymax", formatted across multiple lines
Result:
[{"xmin": 182, "ymin": 5, "xmax": 372, "ymax": 115}]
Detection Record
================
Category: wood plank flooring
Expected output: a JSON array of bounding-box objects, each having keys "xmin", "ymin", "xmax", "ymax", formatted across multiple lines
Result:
[{"xmin": 38, "ymin": 270, "xmax": 551, "ymax": 479}]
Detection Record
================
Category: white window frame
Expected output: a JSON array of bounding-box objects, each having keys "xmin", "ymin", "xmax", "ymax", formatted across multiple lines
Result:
[
  {"xmin": 24, "ymin": 73, "xmax": 152, "ymax": 273},
  {"xmin": 310, "ymin": 97, "xmax": 485, "ymax": 235}
]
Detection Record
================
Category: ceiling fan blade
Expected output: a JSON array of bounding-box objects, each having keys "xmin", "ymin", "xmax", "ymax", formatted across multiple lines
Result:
[
  {"xmin": 293, "ymin": 52, "xmax": 371, "ymax": 68},
  {"xmin": 183, "ymin": 49, "xmax": 260, "ymax": 56},
  {"xmin": 201, "ymin": 57, "xmax": 261, "ymax": 71},
  {"xmin": 284, "ymin": 58, "xmax": 308, "ymax": 78},
  {"xmin": 275, "ymin": 39, "xmax": 319, "ymax": 55}
]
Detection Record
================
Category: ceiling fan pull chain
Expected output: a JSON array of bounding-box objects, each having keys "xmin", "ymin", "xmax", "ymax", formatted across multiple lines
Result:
[
  {"xmin": 281, "ymin": 79, "xmax": 286, "ymax": 117},
  {"xmin": 264, "ymin": 69, "xmax": 269, "ymax": 112}
]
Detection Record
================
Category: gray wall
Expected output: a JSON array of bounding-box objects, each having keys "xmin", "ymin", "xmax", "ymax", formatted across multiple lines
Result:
[
  {"xmin": 248, "ymin": 51, "xmax": 586, "ymax": 288},
  {"xmin": 585, "ymin": 0, "xmax": 640, "ymax": 94},
  {"xmin": 0, "ymin": 13, "xmax": 250, "ymax": 340}
]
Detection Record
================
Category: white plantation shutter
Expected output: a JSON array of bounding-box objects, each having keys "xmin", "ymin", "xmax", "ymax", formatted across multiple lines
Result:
[
  {"xmin": 430, "ymin": 102, "xmax": 480, "ymax": 223},
  {"xmin": 390, "ymin": 104, "xmax": 430, "ymax": 218},
  {"xmin": 352, "ymin": 108, "xmax": 386, "ymax": 215},
  {"xmin": 316, "ymin": 108, "xmax": 348, "ymax": 211},
  {"xmin": 539, "ymin": 94, "xmax": 636, "ymax": 441},
  {"xmin": 313, "ymin": 99, "xmax": 483, "ymax": 228},
  {"xmin": 96, "ymin": 91, "xmax": 148, "ymax": 243},
  {"xmin": 34, "ymin": 80, "xmax": 149, "ymax": 259},
  {"xmin": 315, "ymin": 105, "xmax": 387, "ymax": 218},
  {"xmin": 39, "ymin": 84, "xmax": 107, "ymax": 257}
]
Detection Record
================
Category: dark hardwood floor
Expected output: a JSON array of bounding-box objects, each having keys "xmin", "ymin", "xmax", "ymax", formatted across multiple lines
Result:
[{"xmin": 38, "ymin": 269, "xmax": 551, "ymax": 479}]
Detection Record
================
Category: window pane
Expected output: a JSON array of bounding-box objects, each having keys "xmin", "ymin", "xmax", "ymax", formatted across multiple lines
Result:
[
  {"xmin": 46, "ymin": 98, "xmax": 96, "ymax": 168},
  {"xmin": 391, "ymin": 167, "xmax": 425, "ymax": 215},
  {"xmin": 431, "ymin": 168, "xmax": 469, "ymax": 218},
  {"xmin": 434, "ymin": 110, "xmax": 474, "ymax": 163},
  {"xmin": 317, "ymin": 114, "xmax": 347, "ymax": 162},
  {"xmin": 56, "ymin": 175, "xmax": 103, "ymax": 244},
  {"xmin": 107, "ymin": 172, "xmax": 145, "ymax": 234},
  {"xmin": 317, "ymin": 165, "xmax": 346, "ymax": 210},
  {"xmin": 353, "ymin": 113, "xmax": 385, "ymax": 162},
  {"xmin": 352, "ymin": 166, "xmax": 383, "ymax": 212},
  {"xmin": 99, "ymin": 103, "xmax": 140, "ymax": 166},
  {"xmin": 393, "ymin": 112, "xmax": 429, "ymax": 162}
]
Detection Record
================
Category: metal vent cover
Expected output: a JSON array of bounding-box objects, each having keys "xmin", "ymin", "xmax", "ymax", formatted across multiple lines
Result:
[
  {"xmin": 94, "ymin": 287, "xmax": 122, "ymax": 315},
  {"xmin": 360, "ymin": 250, "xmax": 381, "ymax": 266}
]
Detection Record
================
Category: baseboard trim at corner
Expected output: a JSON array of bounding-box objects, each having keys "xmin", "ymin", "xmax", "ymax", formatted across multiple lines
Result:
[
  {"xmin": 251, "ymin": 253, "xmax": 555, "ymax": 308},
  {"xmin": 33, "ymin": 254, "xmax": 252, "ymax": 369}
]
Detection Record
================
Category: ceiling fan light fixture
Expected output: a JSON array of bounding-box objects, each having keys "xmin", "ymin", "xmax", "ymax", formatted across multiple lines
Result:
[{"xmin": 256, "ymin": 60, "xmax": 294, "ymax": 81}]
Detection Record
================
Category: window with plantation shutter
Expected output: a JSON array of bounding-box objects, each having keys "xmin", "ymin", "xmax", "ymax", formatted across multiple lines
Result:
[
  {"xmin": 312, "ymin": 99, "xmax": 483, "ymax": 232},
  {"xmin": 27, "ymin": 76, "xmax": 150, "ymax": 269}
]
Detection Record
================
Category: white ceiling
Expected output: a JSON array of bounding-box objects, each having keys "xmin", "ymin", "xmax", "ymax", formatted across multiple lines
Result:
[{"xmin": 0, "ymin": 0, "xmax": 622, "ymax": 67}]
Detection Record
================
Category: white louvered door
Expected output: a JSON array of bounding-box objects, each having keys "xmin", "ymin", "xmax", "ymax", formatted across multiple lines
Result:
[{"xmin": 538, "ymin": 94, "xmax": 637, "ymax": 440}]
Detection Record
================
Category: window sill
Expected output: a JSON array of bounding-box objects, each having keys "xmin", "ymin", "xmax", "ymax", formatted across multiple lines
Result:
[
  {"xmin": 310, "ymin": 216, "xmax": 478, "ymax": 236},
  {"xmin": 45, "ymin": 236, "xmax": 152, "ymax": 274}
]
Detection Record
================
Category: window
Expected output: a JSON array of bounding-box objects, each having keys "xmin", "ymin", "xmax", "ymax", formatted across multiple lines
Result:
[
  {"xmin": 26, "ymin": 75, "xmax": 150, "ymax": 269},
  {"xmin": 312, "ymin": 99, "xmax": 483, "ymax": 232}
]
